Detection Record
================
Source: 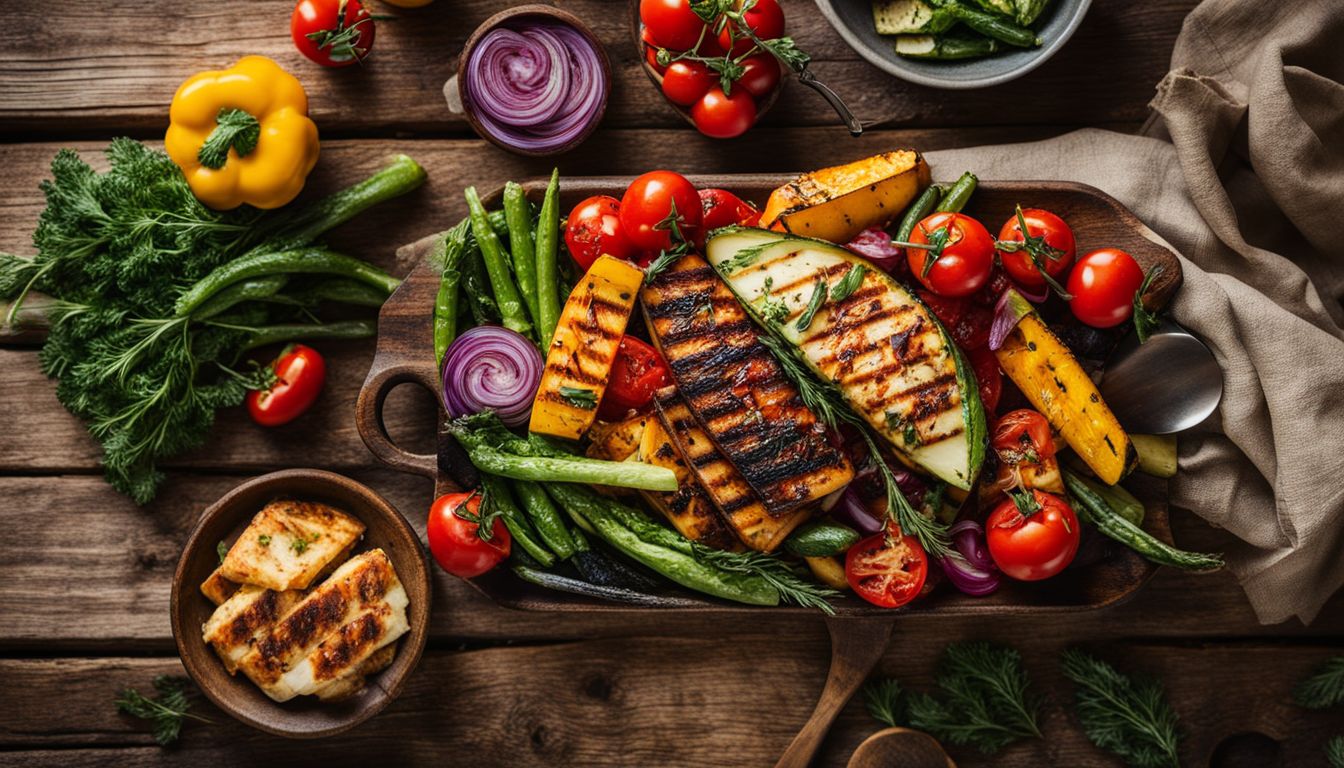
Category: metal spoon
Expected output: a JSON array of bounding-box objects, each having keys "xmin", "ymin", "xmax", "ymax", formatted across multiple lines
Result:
[{"xmin": 1099, "ymin": 320, "xmax": 1223, "ymax": 435}]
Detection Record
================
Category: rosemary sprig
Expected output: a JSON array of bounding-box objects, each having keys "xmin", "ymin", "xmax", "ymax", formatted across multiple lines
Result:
[
  {"xmin": 691, "ymin": 543, "xmax": 838, "ymax": 614},
  {"xmin": 115, "ymin": 675, "xmax": 213, "ymax": 746},
  {"xmin": 1062, "ymin": 649, "xmax": 1181, "ymax": 768},
  {"xmin": 1294, "ymin": 655, "xmax": 1344, "ymax": 710},
  {"xmin": 1132, "ymin": 265, "xmax": 1163, "ymax": 344}
]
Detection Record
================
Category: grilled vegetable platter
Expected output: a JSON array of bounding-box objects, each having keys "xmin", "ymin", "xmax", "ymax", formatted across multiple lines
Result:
[{"xmin": 366, "ymin": 150, "xmax": 1222, "ymax": 615}]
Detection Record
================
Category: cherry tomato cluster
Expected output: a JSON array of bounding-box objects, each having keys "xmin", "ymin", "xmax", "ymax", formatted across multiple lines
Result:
[{"xmin": 640, "ymin": 0, "xmax": 785, "ymax": 138}]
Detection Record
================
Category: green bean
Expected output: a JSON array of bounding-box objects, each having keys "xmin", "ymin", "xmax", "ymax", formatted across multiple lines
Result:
[
  {"xmin": 534, "ymin": 169, "xmax": 563, "ymax": 352},
  {"xmin": 944, "ymin": 5, "xmax": 1040, "ymax": 47},
  {"xmin": 175, "ymin": 247, "xmax": 399, "ymax": 317},
  {"xmin": 894, "ymin": 184, "xmax": 943, "ymax": 245},
  {"xmin": 464, "ymin": 186, "xmax": 532, "ymax": 338},
  {"xmin": 935, "ymin": 171, "xmax": 979, "ymax": 213},
  {"xmin": 513, "ymin": 479, "xmax": 578, "ymax": 560},
  {"xmin": 895, "ymin": 32, "xmax": 1000, "ymax": 60},
  {"xmin": 241, "ymin": 319, "xmax": 377, "ymax": 351},
  {"xmin": 481, "ymin": 474, "xmax": 554, "ymax": 567},
  {"xmin": 432, "ymin": 220, "xmax": 471, "ymax": 365},
  {"xmin": 460, "ymin": 240, "xmax": 500, "ymax": 325},
  {"xmin": 503, "ymin": 182, "xmax": 540, "ymax": 327},
  {"xmin": 194, "ymin": 275, "xmax": 289, "ymax": 320},
  {"xmin": 1064, "ymin": 470, "xmax": 1223, "ymax": 571},
  {"xmin": 1013, "ymin": 0, "xmax": 1051, "ymax": 25},
  {"xmin": 548, "ymin": 483, "xmax": 691, "ymax": 554},
  {"xmin": 465, "ymin": 445, "xmax": 678, "ymax": 492}
]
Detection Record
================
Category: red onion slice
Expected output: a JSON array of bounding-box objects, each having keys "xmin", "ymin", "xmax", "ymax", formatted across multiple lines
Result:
[
  {"xmin": 845, "ymin": 227, "xmax": 903, "ymax": 272},
  {"xmin": 832, "ymin": 486, "xmax": 884, "ymax": 535},
  {"xmin": 989, "ymin": 287, "xmax": 1037, "ymax": 351},
  {"xmin": 940, "ymin": 520, "xmax": 1000, "ymax": 596},
  {"xmin": 441, "ymin": 325, "xmax": 543, "ymax": 428}
]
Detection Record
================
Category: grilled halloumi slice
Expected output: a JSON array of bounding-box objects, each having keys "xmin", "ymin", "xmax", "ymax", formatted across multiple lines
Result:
[
  {"xmin": 642, "ymin": 255, "xmax": 853, "ymax": 517},
  {"xmin": 280, "ymin": 601, "xmax": 409, "ymax": 699},
  {"xmin": 218, "ymin": 500, "xmax": 366, "ymax": 591},
  {"xmin": 200, "ymin": 568, "xmax": 240, "ymax": 605},
  {"xmin": 653, "ymin": 387, "xmax": 805, "ymax": 552},
  {"xmin": 636, "ymin": 409, "xmax": 739, "ymax": 550},
  {"xmin": 238, "ymin": 549, "xmax": 405, "ymax": 701},
  {"xmin": 202, "ymin": 585, "xmax": 305, "ymax": 674},
  {"xmin": 312, "ymin": 643, "xmax": 397, "ymax": 703}
]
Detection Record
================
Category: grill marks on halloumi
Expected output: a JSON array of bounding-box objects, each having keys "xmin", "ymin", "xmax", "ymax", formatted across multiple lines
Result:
[
  {"xmin": 217, "ymin": 500, "xmax": 366, "ymax": 592},
  {"xmin": 202, "ymin": 585, "xmax": 305, "ymax": 673},
  {"xmin": 637, "ymin": 408, "xmax": 739, "ymax": 551},
  {"xmin": 642, "ymin": 255, "xmax": 853, "ymax": 518}
]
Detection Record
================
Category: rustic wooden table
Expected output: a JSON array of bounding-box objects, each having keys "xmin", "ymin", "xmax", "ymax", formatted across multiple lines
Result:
[{"xmin": 1, "ymin": 1, "xmax": 1339, "ymax": 766}]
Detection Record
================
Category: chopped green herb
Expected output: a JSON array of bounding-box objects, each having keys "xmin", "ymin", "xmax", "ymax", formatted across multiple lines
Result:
[
  {"xmin": 1133, "ymin": 266, "xmax": 1163, "ymax": 344},
  {"xmin": 830, "ymin": 264, "xmax": 866, "ymax": 303},
  {"xmin": 559, "ymin": 385, "xmax": 598, "ymax": 410},
  {"xmin": 904, "ymin": 422, "xmax": 920, "ymax": 447},
  {"xmin": 215, "ymin": 541, "xmax": 228, "ymax": 565},
  {"xmin": 290, "ymin": 532, "xmax": 320, "ymax": 554},
  {"xmin": 257, "ymin": 534, "xmax": 271, "ymax": 547}
]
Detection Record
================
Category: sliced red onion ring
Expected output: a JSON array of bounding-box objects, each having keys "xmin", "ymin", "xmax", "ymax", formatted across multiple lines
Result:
[
  {"xmin": 464, "ymin": 22, "xmax": 608, "ymax": 154},
  {"xmin": 832, "ymin": 486, "xmax": 884, "ymax": 535},
  {"xmin": 441, "ymin": 325, "xmax": 543, "ymax": 428},
  {"xmin": 845, "ymin": 227, "xmax": 903, "ymax": 272},
  {"xmin": 940, "ymin": 519, "xmax": 1000, "ymax": 596}
]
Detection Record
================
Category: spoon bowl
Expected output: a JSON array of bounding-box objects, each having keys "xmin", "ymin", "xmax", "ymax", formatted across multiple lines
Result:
[
  {"xmin": 847, "ymin": 727, "xmax": 956, "ymax": 768},
  {"xmin": 1100, "ymin": 320, "xmax": 1223, "ymax": 435}
]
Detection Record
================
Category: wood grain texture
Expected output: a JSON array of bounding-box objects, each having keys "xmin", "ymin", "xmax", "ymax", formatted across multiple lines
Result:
[
  {"xmin": 1, "ymin": 642, "xmax": 1340, "ymax": 766},
  {"xmin": 0, "ymin": 0, "xmax": 1194, "ymax": 137}
]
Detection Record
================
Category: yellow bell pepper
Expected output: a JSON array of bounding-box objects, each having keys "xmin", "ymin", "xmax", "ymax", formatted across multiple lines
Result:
[{"xmin": 165, "ymin": 55, "xmax": 319, "ymax": 210}]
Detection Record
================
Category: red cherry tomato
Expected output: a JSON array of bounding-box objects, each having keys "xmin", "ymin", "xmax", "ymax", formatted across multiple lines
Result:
[
  {"xmin": 906, "ymin": 212, "xmax": 995, "ymax": 298},
  {"xmin": 967, "ymin": 345, "xmax": 1003, "ymax": 415},
  {"xmin": 699, "ymin": 188, "xmax": 760, "ymax": 230},
  {"xmin": 950, "ymin": 301, "xmax": 992, "ymax": 351},
  {"xmin": 718, "ymin": 0, "xmax": 785, "ymax": 55},
  {"xmin": 1067, "ymin": 248, "xmax": 1145, "ymax": 328},
  {"xmin": 565, "ymin": 195, "xmax": 636, "ymax": 270},
  {"xmin": 619, "ymin": 171, "xmax": 703, "ymax": 251},
  {"xmin": 992, "ymin": 409, "xmax": 1056, "ymax": 464},
  {"xmin": 691, "ymin": 85, "xmax": 757, "ymax": 139},
  {"xmin": 640, "ymin": 0, "xmax": 709, "ymax": 50},
  {"xmin": 597, "ymin": 336, "xmax": 672, "ymax": 420},
  {"xmin": 918, "ymin": 290, "xmax": 966, "ymax": 329},
  {"xmin": 641, "ymin": 28, "xmax": 667, "ymax": 73},
  {"xmin": 661, "ymin": 61, "xmax": 715, "ymax": 106},
  {"xmin": 986, "ymin": 490, "xmax": 1080, "ymax": 581},
  {"xmin": 737, "ymin": 55, "xmax": 781, "ymax": 98},
  {"xmin": 246, "ymin": 344, "xmax": 326, "ymax": 426},
  {"xmin": 291, "ymin": 0, "xmax": 375, "ymax": 67},
  {"xmin": 996, "ymin": 207, "xmax": 1076, "ymax": 290},
  {"xmin": 426, "ymin": 492, "xmax": 510, "ymax": 578},
  {"xmin": 845, "ymin": 529, "xmax": 928, "ymax": 608}
]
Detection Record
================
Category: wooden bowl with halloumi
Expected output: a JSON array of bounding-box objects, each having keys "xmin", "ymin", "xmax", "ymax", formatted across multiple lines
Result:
[{"xmin": 171, "ymin": 469, "xmax": 430, "ymax": 738}]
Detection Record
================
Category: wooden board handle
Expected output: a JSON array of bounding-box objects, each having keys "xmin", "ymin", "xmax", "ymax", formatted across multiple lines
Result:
[
  {"xmin": 356, "ymin": 357, "xmax": 440, "ymax": 479},
  {"xmin": 775, "ymin": 616, "xmax": 896, "ymax": 768}
]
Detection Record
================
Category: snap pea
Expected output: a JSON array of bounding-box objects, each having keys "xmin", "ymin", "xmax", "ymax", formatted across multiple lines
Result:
[
  {"xmin": 935, "ymin": 171, "xmax": 979, "ymax": 213},
  {"xmin": 895, "ymin": 32, "xmax": 1001, "ymax": 60},
  {"xmin": 465, "ymin": 186, "xmax": 532, "ymax": 338},
  {"xmin": 513, "ymin": 479, "xmax": 578, "ymax": 560},
  {"xmin": 503, "ymin": 182, "xmax": 540, "ymax": 326},
  {"xmin": 174, "ymin": 247, "xmax": 400, "ymax": 317},
  {"xmin": 432, "ymin": 220, "xmax": 471, "ymax": 366},
  {"xmin": 894, "ymin": 184, "xmax": 943, "ymax": 244},
  {"xmin": 460, "ymin": 241, "xmax": 500, "ymax": 325},
  {"xmin": 1063, "ymin": 469, "xmax": 1223, "ymax": 571},
  {"xmin": 534, "ymin": 169, "xmax": 563, "ymax": 352},
  {"xmin": 547, "ymin": 483, "xmax": 691, "ymax": 554},
  {"xmin": 465, "ymin": 445, "xmax": 678, "ymax": 492},
  {"xmin": 241, "ymin": 319, "xmax": 377, "ymax": 351},
  {"xmin": 943, "ymin": 4, "xmax": 1040, "ymax": 47},
  {"xmin": 194, "ymin": 275, "xmax": 289, "ymax": 320},
  {"xmin": 481, "ymin": 473, "xmax": 554, "ymax": 568}
]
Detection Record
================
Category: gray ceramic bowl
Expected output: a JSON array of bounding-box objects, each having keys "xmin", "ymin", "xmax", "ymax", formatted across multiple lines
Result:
[{"xmin": 813, "ymin": 0, "xmax": 1092, "ymax": 89}]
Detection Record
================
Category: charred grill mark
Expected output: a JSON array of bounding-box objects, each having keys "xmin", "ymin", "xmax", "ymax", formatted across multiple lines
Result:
[
  {"xmin": 643, "ymin": 291, "xmax": 711, "ymax": 321},
  {"xmin": 804, "ymin": 303, "xmax": 912, "ymax": 347},
  {"xmin": 650, "ymin": 262, "xmax": 716, "ymax": 288},
  {"xmin": 839, "ymin": 359, "xmax": 905, "ymax": 388},
  {"xmin": 893, "ymin": 372, "xmax": 958, "ymax": 404},
  {"xmin": 767, "ymin": 261, "xmax": 848, "ymax": 298},
  {"xmin": 310, "ymin": 610, "xmax": 387, "ymax": 682},
  {"xmin": 544, "ymin": 363, "xmax": 605, "ymax": 386}
]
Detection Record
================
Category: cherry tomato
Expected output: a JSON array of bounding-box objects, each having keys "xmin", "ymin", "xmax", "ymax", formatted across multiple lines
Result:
[
  {"xmin": 718, "ymin": 0, "xmax": 785, "ymax": 55},
  {"xmin": 845, "ymin": 529, "xmax": 928, "ymax": 608},
  {"xmin": 619, "ymin": 171, "xmax": 703, "ymax": 251},
  {"xmin": 291, "ymin": 0, "xmax": 375, "ymax": 68},
  {"xmin": 996, "ymin": 207, "xmax": 1076, "ymax": 290},
  {"xmin": 565, "ymin": 196, "xmax": 636, "ymax": 270},
  {"xmin": 1067, "ymin": 248, "xmax": 1145, "ymax": 328},
  {"xmin": 737, "ymin": 54, "xmax": 781, "ymax": 98},
  {"xmin": 906, "ymin": 212, "xmax": 995, "ymax": 298},
  {"xmin": 967, "ymin": 345, "xmax": 1002, "ymax": 415},
  {"xmin": 597, "ymin": 336, "xmax": 672, "ymax": 420},
  {"xmin": 246, "ymin": 344, "xmax": 326, "ymax": 427},
  {"xmin": 426, "ymin": 492, "xmax": 510, "ymax": 578},
  {"xmin": 691, "ymin": 85, "xmax": 757, "ymax": 139},
  {"xmin": 699, "ymin": 188, "xmax": 760, "ymax": 230},
  {"xmin": 986, "ymin": 490, "xmax": 1080, "ymax": 581},
  {"xmin": 642, "ymin": 28, "xmax": 666, "ymax": 73},
  {"xmin": 640, "ymin": 0, "xmax": 709, "ymax": 51},
  {"xmin": 661, "ymin": 61, "xmax": 715, "ymax": 106},
  {"xmin": 991, "ymin": 409, "xmax": 1063, "ymax": 493}
]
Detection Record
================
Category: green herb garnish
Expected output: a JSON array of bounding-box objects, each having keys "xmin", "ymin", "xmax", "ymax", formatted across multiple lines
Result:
[
  {"xmin": 257, "ymin": 534, "xmax": 271, "ymax": 547},
  {"xmin": 115, "ymin": 675, "xmax": 212, "ymax": 746},
  {"xmin": 830, "ymin": 264, "xmax": 866, "ymax": 303},
  {"xmin": 692, "ymin": 543, "xmax": 837, "ymax": 615},
  {"xmin": 1295, "ymin": 656, "xmax": 1344, "ymax": 710},
  {"xmin": 215, "ymin": 541, "xmax": 228, "ymax": 565},
  {"xmin": 1133, "ymin": 266, "xmax": 1163, "ymax": 344},
  {"xmin": 559, "ymin": 385, "xmax": 598, "ymax": 410},
  {"xmin": 1328, "ymin": 735, "xmax": 1344, "ymax": 768},
  {"xmin": 1062, "ymin": 649, "xmax": 1180, "ymax": 768},
  {"xmin": 290, "ymin": 532, "xmax": 320, "ymax": 554},
  {"xmin": 795, "ymin": 278, "xmax": 828, "ymax": 331}
]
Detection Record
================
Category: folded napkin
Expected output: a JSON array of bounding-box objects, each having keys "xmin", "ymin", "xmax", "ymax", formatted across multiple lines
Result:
[{"xmin": 926, "ymin": 0, "xmax": 1344, "ymax": 623}]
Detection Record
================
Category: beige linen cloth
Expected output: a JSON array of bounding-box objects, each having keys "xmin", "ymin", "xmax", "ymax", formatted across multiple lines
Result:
[{"xmin": 926, "ymin": 0, "xmax": 1344, "ymax": 623}]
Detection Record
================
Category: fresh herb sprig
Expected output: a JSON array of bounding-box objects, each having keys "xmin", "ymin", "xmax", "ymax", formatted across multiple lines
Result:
[
  {"xmin": 692, "ymin": 543, "xmax": 838, "ymax": 614},
  {"xmin": 115, "ymin": 675, "xmax": 213, "ymax": 746},
  {"xmin": 864, "ymin": 678, "xmax": 906, "ymax": 727},
  {"xmin": 642, "ymin": 201, "xmax": 693, "ymax": 283},
  {"xmin": 994, "ymin": 205, "xmax": 1072, "ymax": 299},
  {"xmin": 1328, "ymin": 735, "xmax": 1344, "ymax": 768},
  {"xmin": 1132, "ymin": 266, "xmax": 1163, "ymax": 344},
  {"xmin": 1295, "ymin": 655, "xmax": 1344, "ymax": 710},
  {"xmin": 1062, "ymin": 649, "xmax": 1181, "ymax": 768}
]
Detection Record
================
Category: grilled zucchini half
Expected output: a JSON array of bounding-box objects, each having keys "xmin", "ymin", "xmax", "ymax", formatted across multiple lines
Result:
[{"xmin": 705, "ymin": 227, "xmax": 987, "ymax": 490}]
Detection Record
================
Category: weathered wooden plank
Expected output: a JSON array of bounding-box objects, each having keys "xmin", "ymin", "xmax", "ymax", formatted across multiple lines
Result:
[
  {"xmin": 0, "ymin": 1, "xmax": 1193, "ymax": 136},
  {"xmin": 0, "ymin": 473, "xmax": 1339, "ymax": 651},
  {"xmin": 0, "ymin": 643, "xmax": 1339, "ymax": 766}
]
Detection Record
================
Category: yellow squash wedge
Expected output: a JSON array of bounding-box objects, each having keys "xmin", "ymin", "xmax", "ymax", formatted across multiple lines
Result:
[
  {"xmin": 759, "ymin": 150, "xmax": 932, "ymax": 244},
  {"xmin": 993, "ymin": 290, "xmax": 1136, "ymax": 485},
  {"xmin": 529, "ymin": 255, "xmax": 643, "ymax": 441}
]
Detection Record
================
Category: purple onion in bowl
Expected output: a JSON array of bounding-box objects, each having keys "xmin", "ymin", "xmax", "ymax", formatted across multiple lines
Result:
[{"xmin": 441, "ymin": 326, "xmax": 543, "ymax": 428}]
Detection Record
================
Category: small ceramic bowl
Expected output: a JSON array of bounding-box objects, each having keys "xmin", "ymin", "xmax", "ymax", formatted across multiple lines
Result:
[
  {"xmin": 171, "ymin": 469, "xmax": 431, "ymax": 739},
  {"xmin": 813, "ymin": 0, "xmax": 1092, "ymax": 89},
  {"xmin": 451, "ymin": 4, "xmax": 612, "ymax": 157}
]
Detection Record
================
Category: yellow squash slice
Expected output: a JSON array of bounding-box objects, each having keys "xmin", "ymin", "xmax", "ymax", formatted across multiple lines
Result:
[{"xmin": 760, "ymin": 150, "xmax": 932, "ymax": 244}]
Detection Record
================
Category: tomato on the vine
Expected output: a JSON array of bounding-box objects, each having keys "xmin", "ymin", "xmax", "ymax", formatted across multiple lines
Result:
[
  {"xmin": 640, "ymin": 0, "xmax": 709, "ymax": 51},
  {"xmin": 737, "ymin": 55, "xmax": 781, "ymax": 98},
  {"xmin": 986, "ymin": 490, "xmax": 1079, "ymax": 581},
  {"xmin": 1067, "ymin": 248, "xmax": 1145, "ymax": 328},
  {"xmin": 641, "ymin": 27, "xmax": 666, "ymax": 73},
  {"xmin": 426, "ymin": 492, "xmax": 510, "ymax": 578},
  {"xmin": 996, "ymin": 207, "xmax": 1076, "ymax": 291},
  {"xmin": 661, "ymin": 61, "xmax": 715, "ymax": 106},
  {"xmin": 905, "ymin": 212, "xmax": 995, "ymax": 298},
  {"xmin": 845, "ymin": 529, "xmax": 928, "ymax": 608},
  {"xmin": 619, "ymin": 170, "xmax": 703, "ymax": 251},
  {"xmin": 699, "ymin": 188, "xmax": 760, "ymax": 230},
  {"xmin": 691, "ymin": 85, "xmax": 756, "ymax": 139},
  {"xmin": 565, "ymin": 196, "xmax": 635, "ymax": 270},
  {"xmin": 247, "ymin": 344, "xmax": 326, "ymax": 426},
  {"xmin": 597, "ymin": 336, "xmax": 672, "ymax": 420},
  {"xmin": 717, "ymin": 0, "xmax": 785, "ymax": 55},
  {"xmin": 291, "ymin": 0, "xmax": 376, "ymax": 68}
]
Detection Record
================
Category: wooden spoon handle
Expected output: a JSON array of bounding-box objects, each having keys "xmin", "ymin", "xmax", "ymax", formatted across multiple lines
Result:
[{"xmin": 774, "ymin": 616, "xmax": 896, "ymax": 768}]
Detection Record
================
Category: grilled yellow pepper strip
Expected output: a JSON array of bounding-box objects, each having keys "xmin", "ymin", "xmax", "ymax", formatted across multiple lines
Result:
[{"xmin": 165, "ymin": 56, "xmax": 319, "ymax": 210}]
